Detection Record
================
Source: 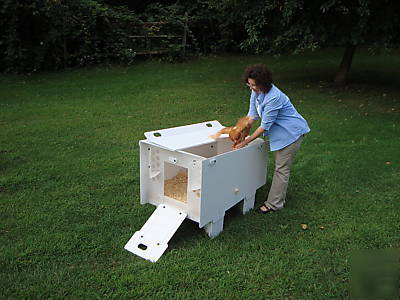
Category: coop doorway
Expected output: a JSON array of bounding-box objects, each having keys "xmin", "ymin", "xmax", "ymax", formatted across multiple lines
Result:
[{"xmin": 164, "ymin": 162, "xmax": 188, "ymax": 203}]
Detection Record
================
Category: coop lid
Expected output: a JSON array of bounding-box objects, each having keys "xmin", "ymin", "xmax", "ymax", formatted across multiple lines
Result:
[
  {"xmin": 144, "ymin": 120, "xmax": 224, "ymax": 151},
  {"xmin": 124, "ymin": 204, "xmax": 187, "ymax": 263}
]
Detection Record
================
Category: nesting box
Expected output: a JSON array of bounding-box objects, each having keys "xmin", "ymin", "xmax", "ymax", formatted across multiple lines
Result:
[{"xmin": 125, "ymin": 120, "xmax": 267, "ymax": 262}]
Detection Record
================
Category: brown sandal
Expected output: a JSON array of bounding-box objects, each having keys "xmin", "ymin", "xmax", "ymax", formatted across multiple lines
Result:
[{"xmin": 259, "ymin": 205, "xmax": 275, "ymax": 214}]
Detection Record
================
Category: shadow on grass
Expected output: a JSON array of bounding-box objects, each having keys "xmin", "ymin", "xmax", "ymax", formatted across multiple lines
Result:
[
  {"xmin": 167, "ymin": 182, "xmax": 314, "ymax": 252},
  {"xmin": 168, "ymin": 188, "xmax": 268, "ymax": 251}
]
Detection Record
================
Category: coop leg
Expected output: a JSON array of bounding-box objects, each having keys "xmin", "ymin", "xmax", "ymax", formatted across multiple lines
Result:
[
  {"xmin": 204, "ymin": 216, "xmax": 224, "ymax": 238},
  {"xmin": 242, "ymin": 193, "xmax": 255, "ymax": 214}
]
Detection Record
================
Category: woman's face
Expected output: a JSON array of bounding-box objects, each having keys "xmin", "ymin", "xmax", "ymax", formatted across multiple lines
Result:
[{"xmin": 247, "ymin": 78, "xmax": 262, "ymax": 93}]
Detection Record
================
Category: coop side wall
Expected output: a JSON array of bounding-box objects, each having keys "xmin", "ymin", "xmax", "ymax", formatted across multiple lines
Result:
[
  {"xmin": 198, "ymin": 138, "xmax": 268, "ymax": 228},
  {"xmin": 139, "ymin": 140, "xmax": 149, "ymax": 205},
  {"xmin": 139, "ymin": 140, "xmax": 204, "ymax": 223}
]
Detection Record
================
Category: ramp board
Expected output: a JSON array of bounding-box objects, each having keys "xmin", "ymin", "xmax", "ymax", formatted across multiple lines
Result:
[{"xmin": 124, "ymin": 204, "xmax": 187, "ymax": 262}]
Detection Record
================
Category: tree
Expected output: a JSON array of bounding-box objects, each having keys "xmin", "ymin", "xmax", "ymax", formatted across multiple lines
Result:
[{"xmin": 208, "ymin": 0, "xmax": 400, "ymax": 85}]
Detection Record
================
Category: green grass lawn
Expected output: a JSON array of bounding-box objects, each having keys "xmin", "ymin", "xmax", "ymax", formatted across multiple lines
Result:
[{"xmin": 1, "ymin": 48, "xmax": 399, "ymax": 299}]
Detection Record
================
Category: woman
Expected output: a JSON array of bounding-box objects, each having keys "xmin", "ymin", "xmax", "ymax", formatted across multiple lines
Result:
[{"xmin": 234, "ymin": 64, "xmax": 310, "ymax": 214}]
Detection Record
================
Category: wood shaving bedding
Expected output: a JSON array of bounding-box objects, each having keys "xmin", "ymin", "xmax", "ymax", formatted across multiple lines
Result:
[{"xmin": 164, "ymin": 170, "xmax": 188, "ymax": 203}]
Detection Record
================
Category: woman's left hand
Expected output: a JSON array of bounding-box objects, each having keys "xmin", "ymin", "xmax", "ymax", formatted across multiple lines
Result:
[{"xmin": 233, "ymin": 140, "xmax": 247, "ymax": 149}]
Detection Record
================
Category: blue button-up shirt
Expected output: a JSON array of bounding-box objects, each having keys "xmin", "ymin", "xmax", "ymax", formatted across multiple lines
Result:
[{"xmin": 247, "ymin": 84, "xmax": 310, "ymax": 151}]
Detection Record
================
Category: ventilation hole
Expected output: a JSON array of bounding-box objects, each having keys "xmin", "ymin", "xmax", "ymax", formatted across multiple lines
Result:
[
  {"xmin": 163, "ymin": 205, "xmax": 166, "ymax": 208},
  {"xmin": 206, "ymin": 123, "xmax": 213, "ymax": 127},
  {"xmin": 148, "ymin": 148, "xmax": 150, "ymax": 150},
  {"xmin": 157, "ymin": 243, "xmax": 160, "ymax": 246},
  {"xmin": 138, "ymin": 243, "xmax": 147, "ymax": 250},
  {"xmin": 153, "ymin": 132, "xmax": 161, "ymax": 137}
]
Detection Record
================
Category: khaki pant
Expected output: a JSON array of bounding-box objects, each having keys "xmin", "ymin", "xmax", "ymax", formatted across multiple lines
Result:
[{"xmin": 264, "ymin": 135, "xmax": 304, "ymax": 210}]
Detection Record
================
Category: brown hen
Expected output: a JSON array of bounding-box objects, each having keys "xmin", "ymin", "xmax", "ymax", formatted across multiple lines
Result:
[{"xmin": 209, "ymin": 116, "xmax": 252, "ymax": 146}]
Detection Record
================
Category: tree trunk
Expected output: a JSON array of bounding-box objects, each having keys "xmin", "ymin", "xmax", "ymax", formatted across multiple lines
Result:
[
  {"xmin": 334, "ymin": 43, "xmax": 356, "ymax": 86},
  {"xmin": 181, "ymin": 12, "xmax": 188, "ymax": 58}
]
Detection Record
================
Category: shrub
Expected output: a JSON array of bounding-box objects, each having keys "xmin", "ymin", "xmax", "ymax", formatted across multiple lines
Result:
[{"xmin": 0, "ymin": 0, "xmax": 140, "ymax": 72}]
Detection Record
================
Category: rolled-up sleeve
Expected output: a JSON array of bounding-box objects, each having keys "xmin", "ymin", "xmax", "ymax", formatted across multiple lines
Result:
[
  {"xmin": 247, "ymin": 92, "xmax": 259, "ymax": 120},
  {"xmin": 260, "ymin": 96, "xmax": 283, "ymax": 131}
]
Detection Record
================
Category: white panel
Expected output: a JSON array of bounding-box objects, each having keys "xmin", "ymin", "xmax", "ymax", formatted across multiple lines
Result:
[
  {"xmin": 199, "ymin": 138, "xmax": 267, "ymax": 227},
  {"xmin": 216, "ymin": 137, "xmax": 235, "ymax": 155},
  {"xmin": 188, "ymin": 162, "xmax": 202, "ymax": 191},
  {"xmin": 139, "ymin": 140, "xmax": 204, "ymax": 222},
  {"xmin": 124, "ymin": 204, "xmax": 187, "ymax": 263},
  {"xmin": 180, "ymin": 141, "xmax": 220, "ymax": 158},
  {"xmin": 144, "ymin": 120, "xmax": 224, "ymax": 151},
  {"xmin": 139, "ymin": 141, "xmax": 150, "ymax": 205}
]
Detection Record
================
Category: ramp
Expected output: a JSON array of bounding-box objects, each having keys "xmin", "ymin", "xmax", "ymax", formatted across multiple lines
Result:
[{"xmin": 124, "ymin": 204, "xmax": 187, "ymax": 262}]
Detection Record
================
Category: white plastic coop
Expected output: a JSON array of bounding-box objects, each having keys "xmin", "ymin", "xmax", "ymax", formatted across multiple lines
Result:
[{"xmin": 124, "ymin": 120, "xmax": 268, "ymax": 262}]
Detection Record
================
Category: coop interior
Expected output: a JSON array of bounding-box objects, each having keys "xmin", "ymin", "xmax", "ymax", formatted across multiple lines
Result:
[
  {"xmin": 180, "ymin": 137, "xmax": 233, "ymax": 158},
  {"xmin": 162, "ymin": 137, "xmax": 233, "ymax": 204}
]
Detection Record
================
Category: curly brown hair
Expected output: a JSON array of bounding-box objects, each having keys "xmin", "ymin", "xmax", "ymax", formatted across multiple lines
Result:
[{"xmin": 242, "ymin": 63, "xmax": 273, "ymax": 93}]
